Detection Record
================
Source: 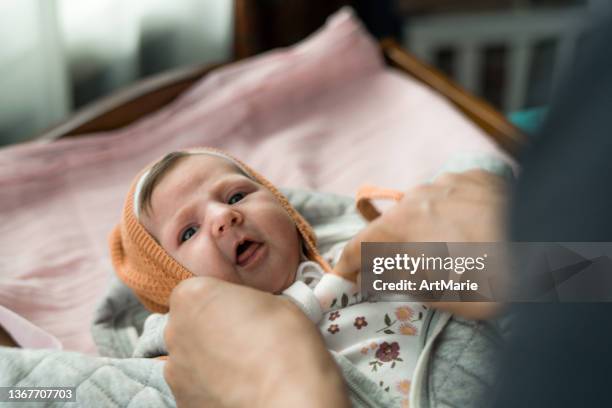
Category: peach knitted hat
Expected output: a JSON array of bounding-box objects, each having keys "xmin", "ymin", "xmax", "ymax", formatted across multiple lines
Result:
[{"xmin": 109, "ymin": 148, "xmax": 331, "ymax": 313}]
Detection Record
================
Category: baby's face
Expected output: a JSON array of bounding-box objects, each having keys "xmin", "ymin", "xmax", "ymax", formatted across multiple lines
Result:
[{"xmin": 141, "ymin": 155, "xmax": 301, "ymax": 293}]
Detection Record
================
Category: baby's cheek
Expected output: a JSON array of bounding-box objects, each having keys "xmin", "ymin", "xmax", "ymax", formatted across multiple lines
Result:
[
  {"xmin": 257, "ymin": 204, "xmax": 301, "ymax": 259},
  {"xmin": 257, "ymin": 207, "xmax": 295, "ymax": 238},
  {"xmin": 180, "ymin": 250, "xmax": 236, "ymax": 282},
  {"xmin": 197, "ymin": 264, "xmax": 242, "ymax": 284}
]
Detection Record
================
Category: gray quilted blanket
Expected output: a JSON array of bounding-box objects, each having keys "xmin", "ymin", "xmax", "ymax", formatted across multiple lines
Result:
[{"xmin": 0, "ymin": 347, "xmax": 172, "ymax": 407}]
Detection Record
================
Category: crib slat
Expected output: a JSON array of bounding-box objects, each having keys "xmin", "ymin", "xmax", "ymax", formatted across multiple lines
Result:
[
  {"xmin": 506, "ymin": 41, "xmax": 532, "ymax": 112},
  {"xmin": 456, "ymin": 43, "xmax": 480, "ymax": 95}
]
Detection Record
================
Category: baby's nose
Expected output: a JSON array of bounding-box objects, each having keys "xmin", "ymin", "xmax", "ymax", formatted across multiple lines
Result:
[{"xmin": 211, "ymin": 207, "xmax": 242, "ymax": 236}]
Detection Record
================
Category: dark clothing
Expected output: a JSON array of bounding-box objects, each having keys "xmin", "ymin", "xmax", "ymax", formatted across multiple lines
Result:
[{"xmin": 493, "ymin": 9, "xmax": 612, "ymax": 407}]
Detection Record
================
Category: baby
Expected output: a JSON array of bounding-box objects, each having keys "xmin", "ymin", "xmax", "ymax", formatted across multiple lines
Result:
[
  {"xmin": 137, "ymin": 150, "xmax": 302, "ymax": 295},
  {"xmin": 111, "ymin": 149, "xmax": 333, "ymax": 311},
  {"xmin": 111, "ymin": 148, "xmax": 426, "ymax": 406}
]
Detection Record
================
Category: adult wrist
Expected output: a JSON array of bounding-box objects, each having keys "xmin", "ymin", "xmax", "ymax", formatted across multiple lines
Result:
[
  {"xmin": 256, "ymin": 299, "xmax": 350, "ymax": 408},
  {"xmin": 260, "ymin": 363, "xmax": 349, "ymax": 408}
]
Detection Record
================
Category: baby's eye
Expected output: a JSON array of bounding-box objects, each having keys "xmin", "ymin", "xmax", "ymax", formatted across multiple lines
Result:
[
  {"xmin": 180, "ymin": 226, "xmax": 199, "ymax": 243},
  {"xmin": 228, "ymin": 192, "xmax": 246, "ymax": 205}
]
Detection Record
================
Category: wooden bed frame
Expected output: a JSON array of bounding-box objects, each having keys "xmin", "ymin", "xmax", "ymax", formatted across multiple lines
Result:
[{"xmin": 37, "ymin": 40, "xmax": 526, "ymax": 156}]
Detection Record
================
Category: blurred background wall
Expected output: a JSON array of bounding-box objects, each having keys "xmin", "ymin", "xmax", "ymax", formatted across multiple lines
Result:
[
  {"xmin": 0, "ymin": 0, "xmax": 233, "ymax": 145},
  {"xmin": 0, "ymin": 0, "xmax": 600, "ymax": 145}
]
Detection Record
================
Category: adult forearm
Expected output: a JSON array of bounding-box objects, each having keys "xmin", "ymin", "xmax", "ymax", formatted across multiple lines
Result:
[
  {"xmin": 256, "ymin": 300, "xmax": 351, "ymax": 408},
  {"xmin": 165, "ymin": 278, "xmax": 351, "ymax": 408},
  {"xmin": 260, "ymin": 360, "xmax": 350, "ymax": 408}
]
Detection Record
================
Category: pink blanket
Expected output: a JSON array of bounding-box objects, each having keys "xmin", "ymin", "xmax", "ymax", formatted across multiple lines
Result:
[{"xmin": 0, "ymin": 9, "xmax": 509, "ymax": 354}]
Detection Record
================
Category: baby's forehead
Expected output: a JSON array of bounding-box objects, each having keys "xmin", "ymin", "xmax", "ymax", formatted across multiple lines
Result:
[
  {"xmin": 140, "ymin": 154, "xmax": 255, "ymax": 236},
  {"xmin": 161, "ymin": 154, "xmax": 252, "ymax": 193},
  {"xmin": 137, "ymin": 153, "xmax": 252, "ymax": 219}
]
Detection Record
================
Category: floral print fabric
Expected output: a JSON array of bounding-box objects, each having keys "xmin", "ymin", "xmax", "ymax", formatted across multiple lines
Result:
[
  {"xmin": 320, "ymin": 299, "xmax": 425, "ymax": 406},
  {"xmin": 285, "ymin": 253, "xmax": 426, "ymax": 407},
  {"xmin": 311, "ymin": 273, "xmax": 425, "ymax": 407}
]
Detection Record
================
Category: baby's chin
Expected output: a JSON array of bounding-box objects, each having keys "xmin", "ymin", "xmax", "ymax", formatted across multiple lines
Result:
[
  {"xmin": 244, "ymin": 253, "xmax": 299, "ymax": 294},
  {"xmin": 268, "ymin": 268, "xmax": 297, "ymax": 295}
]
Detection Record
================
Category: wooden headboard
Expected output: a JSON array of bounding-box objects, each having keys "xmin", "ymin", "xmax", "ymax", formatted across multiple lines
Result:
[{"xmin": 37, "ymin": 40, "xmax": 525, "ymax": 156}]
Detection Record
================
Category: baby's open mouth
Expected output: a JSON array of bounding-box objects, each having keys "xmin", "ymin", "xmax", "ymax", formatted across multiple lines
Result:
[{"xmin": 236, "ymin": 239, "xmax": 263, "ymax": 267}]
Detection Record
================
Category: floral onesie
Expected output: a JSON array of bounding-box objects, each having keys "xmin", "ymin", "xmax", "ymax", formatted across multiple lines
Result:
[{"xmin": 282, "ymin": 250, "xmax": 425, "ymax": 407}]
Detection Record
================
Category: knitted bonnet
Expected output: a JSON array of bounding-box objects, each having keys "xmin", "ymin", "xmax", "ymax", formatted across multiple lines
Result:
[{"xmin": 109, "ymin": 148, "xmax": 331, "ymax": 313}]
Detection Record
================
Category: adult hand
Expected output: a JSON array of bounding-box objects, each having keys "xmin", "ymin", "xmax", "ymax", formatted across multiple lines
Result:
[
  {"xmin": 163, "ymin": 277, "xmax": 350, "ymax": 408},
  {"xmin": 334, "ymin": 169, "xmax": 508, "ymax": 319}
]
